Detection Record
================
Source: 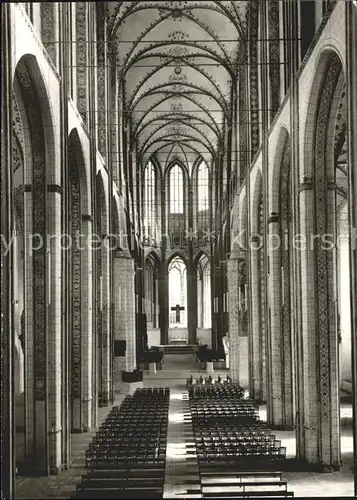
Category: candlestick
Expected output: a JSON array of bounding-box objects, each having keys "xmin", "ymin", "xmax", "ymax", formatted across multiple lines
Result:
[
  {"xmin": 238, "ymin": 288, "xmax": 241, "ymax": 311},
  {"xmin": 244, "ymin": 284, "xmax": 248, "ymax": 311}
]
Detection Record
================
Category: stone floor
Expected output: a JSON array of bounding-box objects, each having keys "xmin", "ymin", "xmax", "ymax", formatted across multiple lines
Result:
[
  {"xmin": 15, "ymin": 395, "xmax": 127, "ymax": 499},
  {"xmin": 163, "ymin": 389, "xmax": 201, "ymax": 499},
  {"xmin": 14, "ymin": 353, "xmax": 355, "ymax": 498}
]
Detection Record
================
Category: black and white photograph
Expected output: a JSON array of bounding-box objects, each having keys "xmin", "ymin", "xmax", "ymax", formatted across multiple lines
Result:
[{"xmin": 1, "ymin": 1, "xmax": 357, "ymax": 498}]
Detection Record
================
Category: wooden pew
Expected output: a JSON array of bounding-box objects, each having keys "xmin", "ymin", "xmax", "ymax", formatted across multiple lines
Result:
[
  {"xmin": 187, "ymin": 384, "xmax": 295, "ymax": 499},
  {"xmin": 73, "ymin": 387, "xmax": 169, "ymax": 500}
]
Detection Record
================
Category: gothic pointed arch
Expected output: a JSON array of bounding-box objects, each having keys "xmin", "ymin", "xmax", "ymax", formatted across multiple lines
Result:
[
  {"xmin": 300, "ymin": 49, "xmax": 347, "ymax": 467},
  {"xmin": 12, "ymin": 53, "xmax": 59, "ymax": 474},
  {"xmin": 166, "ymin": 161, "xmax": 189, "ymax": 247},
  {"xmin": 144, "ymin": 251, "xmax": 162, "ymax": 329},
  {"xmin": 279, "ymin": 133, "xmax": 294, "ymax": 426},
  {"xmin": 192, "ymin": 158, "xmax": 211, "ymax": 238},
  {"xmin": 142, "ymin": 159, "xmax": 161, "ymax": 244},
  {"xmin": 168, "ymin": 254, "xmax": 188, "ymax": 328}
]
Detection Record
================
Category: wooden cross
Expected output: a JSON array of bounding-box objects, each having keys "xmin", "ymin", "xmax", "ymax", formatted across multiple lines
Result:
[{"xmin": 171, "ymin": 304, "xmax": 185, "ymax": 323}]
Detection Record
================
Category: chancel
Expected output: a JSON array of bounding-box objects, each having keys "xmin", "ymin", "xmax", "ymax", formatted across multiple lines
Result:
[{"xmin": 1, "ymin": 1, "xmax": 357, "ymax": 499}]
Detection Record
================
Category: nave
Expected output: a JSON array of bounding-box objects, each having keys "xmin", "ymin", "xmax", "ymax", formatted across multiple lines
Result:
[{"xmin": 15, "ymin": 355, "xmax": 354, "ymax": 499}]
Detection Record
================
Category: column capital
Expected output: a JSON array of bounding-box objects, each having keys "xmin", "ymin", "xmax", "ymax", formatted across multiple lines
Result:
[
  {"xmin": 113, "ymin": 248, "xmax": 131, "ymax": 259},
  {"xmin": 250, "ymin": 235, "xmax": 261, "ymax": 244},
  {"xmin": 299, "ymin": 176, "xmax": 313, "ymax": 192},
  {"xmin": 327, "ymin": 179, "xmax": 337, "ymax": 190},
  {"xmin": 47, "ymin": 184, "xmax": 63, "ymax": 195},
  {"xmin": 82, "ymin": 214, "xmax": 93, "ymax": 222},
  {"xmin": 267, "ymin": 212, "xmax": 280, "ymax": 224},
  {"xmin": 228, "ymin": 251, "xmax": 246, "ymax": 261}
]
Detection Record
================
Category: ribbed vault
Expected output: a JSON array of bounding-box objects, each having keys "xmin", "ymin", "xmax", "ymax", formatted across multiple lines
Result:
[{"xmin": 107, "ymin": 1, "xmax": 248, "ymax": 169}]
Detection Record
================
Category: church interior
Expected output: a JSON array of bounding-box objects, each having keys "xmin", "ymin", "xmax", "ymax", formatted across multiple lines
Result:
[{"xmin": 1, "ymin": 1, "xmax": 357, "ymax": 499}]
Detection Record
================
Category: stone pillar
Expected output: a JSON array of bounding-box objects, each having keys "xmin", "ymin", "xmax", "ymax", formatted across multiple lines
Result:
[
  {"xmin": 126, "ymin": 260, "xmax": 137, "ymax": 371},
  {"xmin": 23, "ymin": 190, "xmax": 62, "ymax": 474},
  {"xmin": 227, "ymin": 257, "xmax": 240, "ymax": 383},
  {"xmin": 113, "ymin": 253, "xmax": 125, "ymax": 391},
  {"xmin": 24, "ymin": 188, "xmax": 35, "ymax": 459},
  {"xmin": 197, "ymin": 276, "xmax": 201, "ymax": 328},
  {"xmin": 250, "ymin": 237, "xmax": 265, "ymax": 401},
  {"xmin": 46, "ymin": 191, "xmax": 63, "ymax": 473},
  {"xmin": 160, "ymin": 263, "xmax": 169, "ymax": 345},
  {"xmin": 298, "ymin": 181, "xmax": 340, "ymax": 469},
  {"xmin": 99, "ymin": 235, "xmax": 111, "ymax": 406},
  {"xmin": 346, "ymin": 4, "xmax": 357, "ymax": 490},
  {"xmin": 266, "ymin": 216, "xmax": 293, "ymax": 428},
  {"xmin": 187, "ymin": 260, "xmax": 197, "ymax": 345},
  {"xmin": 113, "ymin": 253, "xmax": 137, "ymax": 392},
  {"xmin": 1, "ymin": 7, "xmax": 15, "ymax": 492},
  {"xmin": 81, "ymin": 218, "xmax": 93, "ymax": 430}
]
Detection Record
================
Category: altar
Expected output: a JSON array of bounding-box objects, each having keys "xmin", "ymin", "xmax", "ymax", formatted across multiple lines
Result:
[
  {"xmin": 169, "ymin": 338, "xmax": 188, "ymax": 345},
  {"xmin": 168, "ymin": 327, "xmax": 188, "ymax": 345}
]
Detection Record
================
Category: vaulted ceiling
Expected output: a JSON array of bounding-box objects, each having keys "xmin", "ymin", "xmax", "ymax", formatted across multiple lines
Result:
[{"xmin": 107, "ymin": 1, "xmax": 248, "ymax": 173}]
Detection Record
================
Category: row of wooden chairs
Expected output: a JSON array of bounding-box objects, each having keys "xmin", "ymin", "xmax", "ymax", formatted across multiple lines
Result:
[
  {"xmin": 187, "ymin": 383, "xmax": 294, "ymax": 498},
  {"xmin": 188, "ymin": 383, "xmax": 245, "ymax": 400},
  {"xmin": 72, "ymin": 388, "xmax": 170, "ymax": 499}
]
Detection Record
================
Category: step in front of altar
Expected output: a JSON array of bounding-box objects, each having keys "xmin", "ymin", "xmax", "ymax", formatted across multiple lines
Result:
[{"xmin": 162, "ymin": 344, "xmax": 198, "ymax": 355}]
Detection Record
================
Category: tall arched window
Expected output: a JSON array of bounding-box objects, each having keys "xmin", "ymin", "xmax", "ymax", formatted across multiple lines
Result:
[
  {"xmin": 196, "ymin": 161, "xmax": 210, "ymax": 237},
  {"xmin": 168, "ymin": 256, "xmax": 187, "ymax": 327},
  {"xmin": 169, "ymin": 164, "xmax": 184, "ymax": 214},
  {"xmin": 143, "ymin": 161, "xmax": 156, "ymax": 240},
  {"xmin": 197, "ymin": 161, "xmax": 209, "ymax": 212}
]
